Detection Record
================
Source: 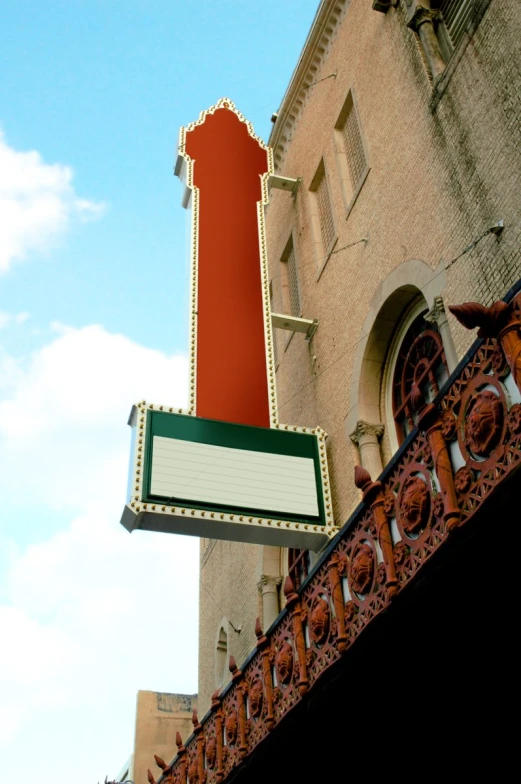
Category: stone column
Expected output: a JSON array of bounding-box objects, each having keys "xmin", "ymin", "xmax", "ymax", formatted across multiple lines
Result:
[
  {"xmin": 349, "ymin": 421, "xmax": 385, "ymax": 480},
  {"xmin": 258, "ymin": 575, "xmax": 282, "ymax": 630},
  {"xmin": 425, "ymin": 296, "xmax": 459, "ymax": 373},
  {"xmin": 405, "ymin": 2, "xmax": 446, "ymax": 80}
]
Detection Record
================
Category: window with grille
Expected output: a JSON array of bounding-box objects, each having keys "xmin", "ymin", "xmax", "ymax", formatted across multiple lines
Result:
[
  {"xmin": 341, "ymin": 94, "xmax": 367, "ymax": 192},
  {"xmin": 310, "ymin": 159, "xmax": 336, "ymax": 260},
  {"xmin": 391, "ymin": 311, "xmax": 449, "ymax": 444},
  {"xmin": 434, "ymin": 0, "xmax": 478, "ymax": 60},
  {"xmin": 288, "ymin": 548, "xmax": 312, "ymax": 591},
  {"xmin": 281, "ymin": 236, "xmax": 301, "ymax": 318},
  {"xmin": 335, "ymin": 91, "xmax": 369, "ymax": 215}
]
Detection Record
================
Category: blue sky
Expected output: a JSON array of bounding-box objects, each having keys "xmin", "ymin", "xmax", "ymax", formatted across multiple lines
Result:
[{"xmin": 0, "ymin": 1, "xmax": 318, "ymax": 781}]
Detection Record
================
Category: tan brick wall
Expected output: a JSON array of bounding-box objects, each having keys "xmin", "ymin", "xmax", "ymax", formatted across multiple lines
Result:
[
  {"xmin": 197, "ymin": 0, "xmax": 521, "ymax": 714},
  {"xmin": 132, "ymin": 691, "xmax": 196, "ymax": 784},
  {"xmin": 198, "ymin": 540, "xmax": 264, "ymax": 716}
]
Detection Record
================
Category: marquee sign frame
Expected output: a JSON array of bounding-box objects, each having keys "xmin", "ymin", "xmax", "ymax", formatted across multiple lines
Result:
[{"xmin": 120, "ymin": 99, "xmax": 338, "ymax": 551}]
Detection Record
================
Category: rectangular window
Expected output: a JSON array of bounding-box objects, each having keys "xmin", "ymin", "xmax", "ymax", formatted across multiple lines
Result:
[
  {"xmin": 334, "ymin": 91, "xmax": 369, "ymax": 215},
  {"xmin": 281, "ymin": 236, "xmax": 301, "ymax": 318},
  {"xmin": 309, "ymin": 159, "xmax": 337, "ymax": 276}
]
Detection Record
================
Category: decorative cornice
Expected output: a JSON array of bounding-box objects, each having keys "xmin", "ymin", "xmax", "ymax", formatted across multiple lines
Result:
[
  {"xmin": 349, "ymin": 420, "xmax": 385, "ymax": 445},
  {"xmin": 268, "ymin": 0, "xmax": 350, "ymax": 171}
]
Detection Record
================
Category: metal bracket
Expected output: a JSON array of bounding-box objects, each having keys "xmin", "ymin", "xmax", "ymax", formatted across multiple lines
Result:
[
  {"xmin": 268, "ymin": 174, "xmax": 301, "ymax": 199},
  {"xmin": 271, "ymin": 313, "xmax": 318, "ymax": 341}
]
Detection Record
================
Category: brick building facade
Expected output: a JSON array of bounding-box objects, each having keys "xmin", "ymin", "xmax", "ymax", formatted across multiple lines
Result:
[{"xmin": 197, "ymin": 0, "xmax": 521, "ymax": 723}]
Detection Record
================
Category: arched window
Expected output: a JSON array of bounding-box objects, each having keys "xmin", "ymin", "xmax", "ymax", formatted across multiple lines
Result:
[
  {"xmin": 390, "ymin": 308, "xmax": 449, "ymax": 444},
  {"xmin": 288, "ymin": 548, "xmax": 312, "ymax": 590}
]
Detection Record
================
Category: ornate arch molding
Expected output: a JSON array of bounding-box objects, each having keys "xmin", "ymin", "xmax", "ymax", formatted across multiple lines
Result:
[{"xmin": 345, "ymin": 259, "xmax": 447, "ymax": 447}]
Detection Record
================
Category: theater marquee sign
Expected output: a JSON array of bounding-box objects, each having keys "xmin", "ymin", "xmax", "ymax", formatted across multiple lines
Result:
[{"xmin": 120, "ymin": 99, "xmax": 337, "ymax": 550}]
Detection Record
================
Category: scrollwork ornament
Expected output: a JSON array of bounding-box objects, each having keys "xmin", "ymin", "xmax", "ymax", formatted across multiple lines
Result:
[
  {"xmin": 205, "ymin": 738, "xmax": 216, "ymax": 770},
  {"xmin": 249, "ymin": 678, "xmax": 263, "ymax": 718},
  {"xmin": 275, "ymin": 640, "xmax": 294, "ymax": 685},
  {"xmin": 433, "ymin": 492, "xmax": 445, "ymax": 518},
  {"xmin": 309, "ymin": 599, "xmax": 331, "ymax": 645},
  {"xmin": 422, "ymin": 443, "xmax": 433, "ymax": 468},
  {"xmin": 465, "ymin": 389, "xmax": 503, "ymax": 457},
  {"xmin": 376, "ymin": 562, "xmax": 387, "ymax": 585},
  {"xmin": 305, "ymin": 648, "xmax": 316, "ymax": 667},
  {"xmin": 225, "ymin": 710, "xmax": 238, "ymax": 746},
  {"xmin": 337, "ymin": 554, "xmax": 348, "ymax": 576},
  {"xmin": 491, "ymin": 342, "xmax": 508, "ymax": 377},
  {"xmin": 350, "ymin": 542, "xmax": 374, "ymax": 595},
  {"xmin": 393, "ymin": 540, "xmax": 409, "ymax": 566},
  {"xmin": 344, "ymin": 600, "xmax": 357, "ymax": 623},
  {"xmin": 188, "ymin": 760, "xmax": 199, "ymax": 784},
  {"xmin": 454, "ymin": 466, "xmax": 473, "ymax": 494},
  {"xmin": 398, "ymin": 476, "xmax": 430, "ymax": 535},
  {"xmin": 508, "ymin": 403, "xmax": 521, "ymax": 436},
  {"xmin": 440, "ymin": 409, "xmax": 457, "ymax": 441},
  {"xmin": 383, "ymin": 491, "xmax": 395, "ymax": 517}
]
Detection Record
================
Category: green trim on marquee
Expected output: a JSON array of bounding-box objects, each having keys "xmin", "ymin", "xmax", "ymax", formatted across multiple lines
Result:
[{"xmin": 141, "ymin": 410, "xmax": 326, "ymax": 526}]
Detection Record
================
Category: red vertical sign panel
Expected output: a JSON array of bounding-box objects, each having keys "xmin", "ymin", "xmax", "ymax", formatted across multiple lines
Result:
[{"xmin": 185, "ymin": 106, "xmax": 270, "ymax": 428}]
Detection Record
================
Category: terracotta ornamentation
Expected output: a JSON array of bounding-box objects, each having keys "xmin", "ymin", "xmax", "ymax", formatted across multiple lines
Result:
[
  {"xmin": 491, "ymin": 343, "xmax": 508, "ymax": 377},
  {"xmin": 327, "ymin": 553, "xmax": 347, "ymax": 652},
  {"xmin": 440, "ymin": 409, "xmax": 457, "ymax": 441},
  {"xmin": 229, "ymin": 657, "xmax": 248, "ymax": 758},
  {"xmin": 398, "ymin": 475, "xmax": 430, "ymax": 535},
  {"xmin": 284, "ymin": 577, "xmax": 309, "ymax": 695},
  {"xmin": 350, "ymin": 542, "xmax": 374, "ymax": 595},
  {"xmin": 354, "ymin": 466, "xmax": 397, "ymax": 599},
  {"xmin": 275, "ymin": 640, "xmax": 294, "ymax": 685},
  {"xmin": 344, "ymin": 600, "xmax": 357, "ymax": 623},
  {"xmin": 508, "ymin": 403, "xmax": 521, "ymax": 435},
  {"xmin": 255, "ymin": 619, "xmax": 275, "ymax": 729},
  {"xmin": 465, "ymin": 390, "xmax": 503, "ymax": 457},
  {"xmin": 205, "ymin": 737, "xmax": 216, "ymax": 770},
  {"xmin": 309, "ymin": 597, "xmax": 330, "ymax": 645},
  {"xmin": 210, "ymin": 691, "xmax": 224, "ymax": 782},
  {"xmin": 450, "ymin": 299, "xmax": 521, "ymax": 393},
  {"xmin": 454, "ymin": 466, "xmax": 473, "ymax": 495},
  {"xmin": 432, "ymin": 492, "xmax": 445, "ymax": 518},
  {"xmin": 225, "ymin": 710, "xmax": 238, "ymax": 746},
  {"xmin": 393, "ymin": 540, "xmax": 409, "ymax": 566},
  {"xmin": 249, "ymin": 678, "xmax": 263, "ymax": 718}
]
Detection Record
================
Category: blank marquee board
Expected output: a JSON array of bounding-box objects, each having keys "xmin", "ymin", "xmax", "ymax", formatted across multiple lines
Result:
[{"xmin": 120, "ymin": 404, "xmax": 335, "ymax": 551}]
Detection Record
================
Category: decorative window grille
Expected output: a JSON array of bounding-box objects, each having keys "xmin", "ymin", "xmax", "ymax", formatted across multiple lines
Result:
[
  {"xmin": 281, "ymin": 238, "xmax": 301, "ymax": 317},
  {"xmin": 342, "ymin": 94, "xmax": 367, "ymax": 191},
  {"xmin": 314, "ymin": 165, "xmax": 336, "ymax": 253},
  {"xmin": 288, "ymin": 548, "xmax": 312, "ymax": 590},
  {"xmin": 391, "ymin": 311, "xmax": 449, "ymax": 444},
  {"xmin": 436, "ymin": 0, "xmax": 476, "ymax": 56}
]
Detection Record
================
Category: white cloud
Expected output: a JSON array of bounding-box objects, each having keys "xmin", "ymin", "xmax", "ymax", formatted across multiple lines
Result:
[
  {"xmin": 0, "ymin": 130, "xmax": 106, "ymax": 273},
  {"xmin": 0, "ymin": 310, "xmax": 29, "ymax": 330},
  {"xmin": 0, "ymin": 326, "xmax": 198, "ymax": 782}
]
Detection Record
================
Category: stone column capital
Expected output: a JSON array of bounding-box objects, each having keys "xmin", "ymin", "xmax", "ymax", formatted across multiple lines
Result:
[
  {"xmin": 425, "ymin": 296, "xmax": 447, "ymax": 325},
  {"xmin": 349, "ymin": 421, "xmax": 385, "ymax": 446},
  {"xmin": 405, "ymin": 2, "xmax": 438, "ymax": 31},
  {"xmin": 258, "ymin": 574, "xmax": 282, "ymax": 592}
]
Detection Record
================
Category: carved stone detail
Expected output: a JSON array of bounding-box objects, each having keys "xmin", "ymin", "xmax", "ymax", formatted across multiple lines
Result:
[
  {"xmin": 225, "ymin": 710, "xmax": 238, "ymax": 745},
  {"xmin": 509, "ymin": 404, "xmax": 521, "ymax": 436},
  {"xmin": 465, "ymin": 390, "xmax": 503, "ymax": 457},
  {"xmin": 275, "ymin": 640, "xmax": 294, "ymax": 685},
  {"xmin": 249, "ymin": 678, "xmax": 263, "ymax": 718},
  {"xmin": 206, "ymin": 737, "xmax": 216, "ymax": 770},
  {"xmin": 349, "ymin": 420, "xmax": 385, "ymax": 445},
  {"xmin": 398, "ymin": 476, "xmax": 430, "ymax": 535},
  {"xmin": 454, "ymin": 466, "xmax": 473, "ymax": 495},
  {"xmin": 350, "ymin": 542, "xmax": 374, "ymax": 595},
  {"xmin": 309, "ymin": 597, "xmax": 330, "ymax": 645}
]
